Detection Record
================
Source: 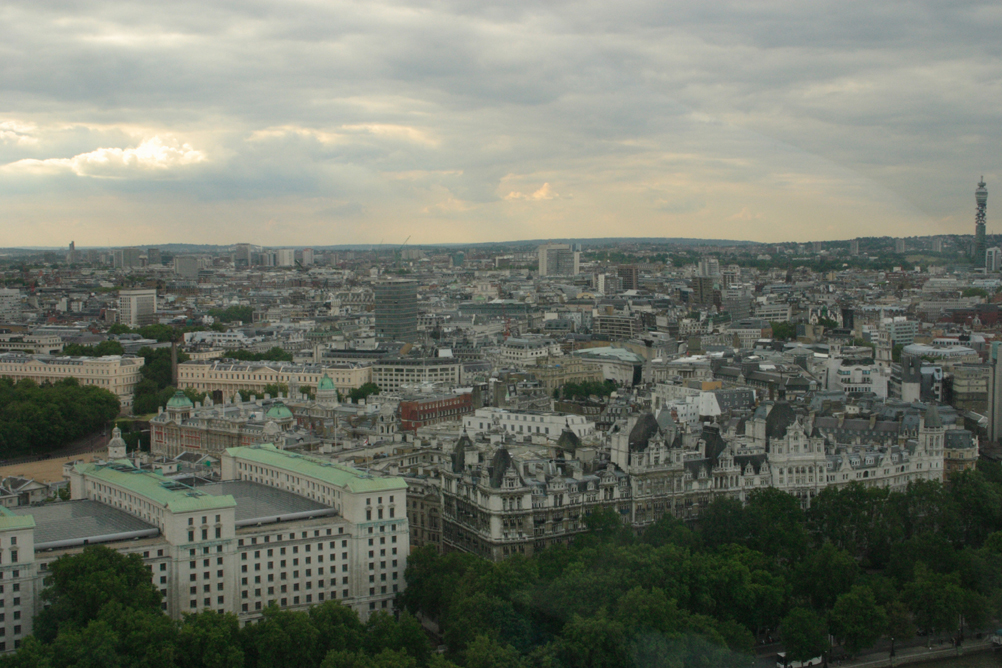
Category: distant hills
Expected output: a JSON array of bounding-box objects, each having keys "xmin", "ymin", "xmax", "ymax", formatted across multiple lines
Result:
[
  {"xmin": 0, "ymin": 234, "xmax": 980, "ymax": 253},
  {"xmin": 0, "ymin": 237, "xmax": 761, "ymax": 253}
]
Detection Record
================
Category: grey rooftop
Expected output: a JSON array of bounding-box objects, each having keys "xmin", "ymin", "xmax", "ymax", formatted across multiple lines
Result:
[
  {"xmin": 14, "ymin": 500, "xmax": 159, "ymax": 550},
  {"xmin": 196, "ymin": 480, "xmax": 336, "ymax": 526}
]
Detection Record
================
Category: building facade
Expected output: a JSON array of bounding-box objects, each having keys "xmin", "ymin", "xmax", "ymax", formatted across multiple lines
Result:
[
  {"xmin": 374, "ymin": 281, "xmax": 418, "ymax": 342},
  {"xmin": 499, "ymin": 338, "xmax": 561, "ymax": 367},
  {"xmin": 442, "ymin": 402, "xmax": 947, "ymax": 562},
  {"xmin": 463, "ymin": 407, "xmax": 595, "ymax": 441},
  {"xmin": 530, "ymin": 357, "xmax": 604, "ymax": 393},
  {"xmin": 119, "ymin": 288, "xmax": 158, "ymax": 327},
  {"xmin": 177, "ymin": 360, "xmax": 371, "ymax": 396},
  {"xmin": 0, "ymin": 445, "xmax": 408, "ymax": 651},
  {"xmin": 399, "ymin": 393, "xmax": 474, "ymax": 431},
  {"xmin": 0, "ymin": 353, "xmax": 144, "ymax": 409},
  {"xmin": 370, "ymin": 358, "xmax": 462, "ymax": 392},
  {"xmin": 0, "ymin": 334, "xmax": 63, "ymax": 355}
]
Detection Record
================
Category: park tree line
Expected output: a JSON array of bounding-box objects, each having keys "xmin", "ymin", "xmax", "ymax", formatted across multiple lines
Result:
[
  {"xmin": 2, "ymin": 471, "xmax": 1002, "ymax": 667},
  {"xmin": 402, "ymin": 467, "xmax": 1002, "ymax": 667},
  {"xmin": 0, "ymin": 378, "xmax": 120, "ymax": 459},
  {"xmin": 0, "ymin": 546, "xmax": 438, "ymax": 668}
]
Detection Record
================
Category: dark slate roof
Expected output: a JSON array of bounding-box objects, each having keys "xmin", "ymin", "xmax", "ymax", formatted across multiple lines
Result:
[
  {"xmin": 734, "ymin": 453, "xmax": 768, "ymax": 474},
  {"xmin": 452, "ymin": 432, "xmax": 471, "ymax": 474},
  {"xmin": 944, "ymin": 429, "xmax": 974, "ymax": 449},
  {"xmin": 489, "ymin": 448, "xmax": 513, "ymax": 488},
  {"xmin": 556, "ymin": 425, "xmax": 582, "ymax": 451},
  {"xmin": 701, "ymin": 425, "xmax": 728, "ymax": 465},
  {"xmin": 684, "ymin": 460, "xmax": 709, "ymax": 478},
  {"xmin": 629, "ymin": 413, "xmax": 660, "ymax": 452},
  {"xmin": 765, "ymin": 402, "xmax": 797, "ymax": 440},
  {"xmin": 925, "ymin": 403, "xmax": 943, "ymax": 429}
]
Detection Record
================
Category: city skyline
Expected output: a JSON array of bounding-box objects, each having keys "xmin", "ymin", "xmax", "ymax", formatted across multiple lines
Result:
[{"xmin": 1, "ymin": 1, "xmax": 999, "ymax": 247}]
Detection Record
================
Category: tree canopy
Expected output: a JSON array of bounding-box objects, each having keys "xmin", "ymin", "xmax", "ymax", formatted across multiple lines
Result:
[
  {"xmin": 556, "ymin": 380, "xmax": 616, "ymax": 401},
  {"xmin": 5, "ymin": 547, "xmax": 436, "ymax": 668},
  {"xmin": 349, "ymin": 383, "xmax": 381, "ymax": 403},
  {"xmin": 0, "ymin": 378, "xmax": 119, "ymax": 458},
  {"xmin": 6, "ymin": 473, "xmax": 1002, "ymax": 667},
  {"xmin": 61, "ymin": 341, "xmax": 126, "ymax": 357},
  {"xmin": 209, "ymin": 306, "xmax": 254, "ymax": 323},
  {"xmin": 770, "ymin": 322, "xmax": 797, "ymax": 341}
]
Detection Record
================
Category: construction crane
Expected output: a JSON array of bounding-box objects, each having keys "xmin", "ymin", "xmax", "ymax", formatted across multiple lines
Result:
[{"xmin": 394, "ymin": 235, "xmax": 411, "ymax": 272}]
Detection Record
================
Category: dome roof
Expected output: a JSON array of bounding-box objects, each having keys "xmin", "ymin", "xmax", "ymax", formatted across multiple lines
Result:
[
  {"xmin": 265, "ymin": 402, "xmax": 294, "ymax": 420},
  {"xmin": 107, "ymin": 426, "xmax": 127, "ymax": 450},
  {"xmin": 318, "ymin": 374, "xmax": 336, "ymax": 391},
  {"xmin": 166, "ymin": 391, "xmax": 194, "ymax": 409}
]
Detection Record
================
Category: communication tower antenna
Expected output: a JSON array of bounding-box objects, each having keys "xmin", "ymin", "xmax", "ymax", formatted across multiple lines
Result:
[{"xmin": 975, "ymin": 177, "xmax": 988, "ymax": 264}]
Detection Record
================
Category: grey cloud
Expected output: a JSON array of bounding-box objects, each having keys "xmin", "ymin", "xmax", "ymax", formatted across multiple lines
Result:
[{"xmin": 0, "ymin": 0, "xmax": 999, "ymax": 244}]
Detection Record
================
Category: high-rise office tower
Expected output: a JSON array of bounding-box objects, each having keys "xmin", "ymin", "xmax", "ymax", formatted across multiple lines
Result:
[
  {"xmin": 537, "ymin": 244, "xmax": 579, "ymax": 276},
  {"xmin": 277, "ymin": 249, "xmax": 295, "ymax": 267},
  {"xmin": 988, "ymin": 342, "xmax": 1002, "ymax": 442},
  {"xmin": 113, "ymin": 248, "xmax": 142, "ymax": 269},
  {"xmin": 119, "ymin": 288, "xmax": 157, "ymax": 327},
  {"xmin": 618, "ymin": 265, "xmax": 639, "ymax": 290},
  {"xmin": 697, "ymin": 257, "xmax": 720, "ymax": 277},
  {"xmin": 233, "ymin": 244, "xmax": 253, "ymax": 267},
  {"xmin": 173, "ymin": 256, "xmax": 200, "ymax": 279},
  {"xmin": 692, "ymin": 276, "xmax": 715, "ymax": 305},
  {"xmin": 975, "ymin": 178, "xmax": 988, "ymax": 265},
  {"xmin": 375, "ymin": 280, "xmax": 418, "ymax": 342},
  {"xmin": 987, "ymin": 247, "xmax": 1002, "ymax": 273},
  {"xmin": 147, "ymin": 248, "xmax": 162, "ymax": 266}
]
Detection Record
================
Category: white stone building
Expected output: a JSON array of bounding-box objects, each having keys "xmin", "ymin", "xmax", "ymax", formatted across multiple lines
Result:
[
  {"xmin": 463, "ymin": 407, "xmax": 595, "ymax": 441},
  {"xmin": 0, "ymin": 443, "xmax": 409, "ymax": 651}
]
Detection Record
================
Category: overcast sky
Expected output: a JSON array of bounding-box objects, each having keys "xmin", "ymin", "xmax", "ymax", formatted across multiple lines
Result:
[{"xmin": 1, "ymin": 0, "xmax": 1000, "ymax": 247}]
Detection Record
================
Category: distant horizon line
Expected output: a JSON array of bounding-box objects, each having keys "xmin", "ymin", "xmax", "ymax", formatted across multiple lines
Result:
[{"xmin": 0, "ymin": 233, "xmax": 986, "ymax": 253}]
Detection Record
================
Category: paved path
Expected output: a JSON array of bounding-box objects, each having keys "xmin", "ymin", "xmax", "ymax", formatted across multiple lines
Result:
[
  {"xmin": 756, "ymin": 635, "xmax": 996, "ymax": 668},
  {"xmin": 0, "ymin": 431, "xmax": 109, "ymax": 483}
]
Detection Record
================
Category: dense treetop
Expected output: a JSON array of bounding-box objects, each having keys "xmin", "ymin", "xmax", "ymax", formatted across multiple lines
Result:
[
  {"xmin": 4, "ymin": 470, "xmax": 1002, "ymax": 667},
  {"xmin": 0, "ymin": 378, "xmax": 119, "ymax": 458}
]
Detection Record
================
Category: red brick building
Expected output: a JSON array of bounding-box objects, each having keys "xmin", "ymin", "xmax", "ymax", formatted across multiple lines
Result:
[{"xmin": 400, "ymin": 393, "xmax": 474, "ymax": 431}]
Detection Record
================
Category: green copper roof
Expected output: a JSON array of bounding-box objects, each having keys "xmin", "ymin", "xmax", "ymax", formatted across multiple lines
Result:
[
  {"xmin": 318, "ymin": 374, "xmax": 336, "ymax": 391},
  {"xmin": 226, "ymin": 444, "xmax": 407, "ymax": 494},
  {"xmin": 0, "ymin": 505, "xmax": 35, "ymax": 531},
  {"xmin": 265, "ymin": 403, "xmax": 294, "ymax": 420},
  {"xmin": 74, "ymin": 460, "xmax": 236, "ymax": 513},
  {"xmin": 166, "ymin": 390, "xmax": 194, "ymax": 409}
]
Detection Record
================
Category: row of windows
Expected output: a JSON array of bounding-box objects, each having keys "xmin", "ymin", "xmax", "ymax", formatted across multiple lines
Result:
[
  {"xmin": 238, "ymin": 590, "xmax": 355, "ymax": 613},
  {"xmin": 239, "ymin": 536, "xmax": 348, "ymax": 549},
  {"xmin": 242, "ymin": 562, "xmax": 347, "ymax": 574},
  {"xmin": 240, "ymin": 544, "xmax": 347, "ymax": 559}
]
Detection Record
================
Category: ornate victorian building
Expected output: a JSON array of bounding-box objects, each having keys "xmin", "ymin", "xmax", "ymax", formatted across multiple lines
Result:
[{"xmin": 440, "ymin": 401, "xmax": 950, "ymax": 561}]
